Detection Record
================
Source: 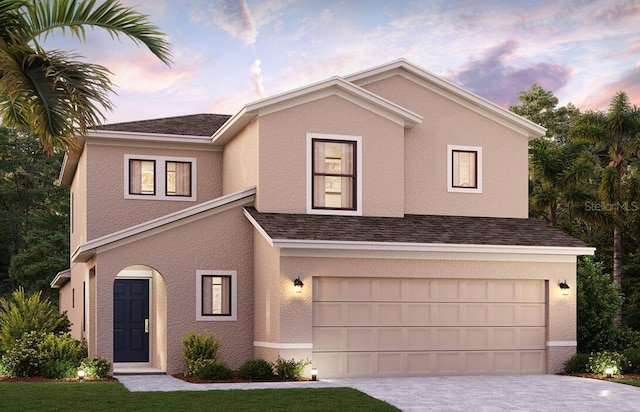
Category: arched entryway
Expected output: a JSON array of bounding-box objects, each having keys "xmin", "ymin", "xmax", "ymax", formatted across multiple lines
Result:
[{"xmin": 114, "ymin": 265, "xmax": 167, "ymax": 371}]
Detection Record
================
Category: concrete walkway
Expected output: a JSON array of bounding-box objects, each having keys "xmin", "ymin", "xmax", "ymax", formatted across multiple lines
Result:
[{"xmin": 116, "ymin": 374, "xmax": 640, "ymax": 412}]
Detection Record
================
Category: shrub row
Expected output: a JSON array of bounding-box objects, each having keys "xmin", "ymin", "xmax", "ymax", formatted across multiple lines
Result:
[
  {"xmin": 182, "ymin": 330, "xmax": 310, "ymax": 381},
  {"xmin": 564, "ymin": 349, "xmax": 640, "ymax": 376}
]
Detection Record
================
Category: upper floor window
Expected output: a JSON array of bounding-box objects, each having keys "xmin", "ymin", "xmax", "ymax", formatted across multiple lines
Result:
[
  {"xmin": 307, "ymin": 134, "xmax": 362, "ymax": 215},
  {"xmin": 447, "ymin": 145, "xmax": 482, "ymax": 193},
  {"xmin": 125, "ymin": 155, "xmax": 196, "ymax": 201}
]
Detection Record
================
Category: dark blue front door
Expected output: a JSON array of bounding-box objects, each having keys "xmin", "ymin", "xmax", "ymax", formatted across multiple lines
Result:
[{"xmin": 114, "ymin": 279, "xmax": 149, "ymax": 362}]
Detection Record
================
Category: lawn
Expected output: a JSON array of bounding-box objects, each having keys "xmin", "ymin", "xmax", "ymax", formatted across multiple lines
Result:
[
  {"xmin": 0, "ymin": 381, "xmax": 399, "ymax": 412},
  {"xmin": 615, "ymin": 378, "xmax": 640, "ymax": 388}
]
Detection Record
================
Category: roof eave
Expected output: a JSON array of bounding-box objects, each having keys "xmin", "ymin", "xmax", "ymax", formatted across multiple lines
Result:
[{"xmin": 50, "ymin": 269, "xmax": 71, "ymax": 288}]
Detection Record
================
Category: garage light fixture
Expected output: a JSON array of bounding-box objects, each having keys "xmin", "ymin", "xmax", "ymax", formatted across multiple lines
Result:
[
  {"xmin": 558, "ymin": 281, "xmax": 570, "ymax": 295},
  {"xmin": 293, "ymin": 276, "xmax": 304, "ymax": 293}
]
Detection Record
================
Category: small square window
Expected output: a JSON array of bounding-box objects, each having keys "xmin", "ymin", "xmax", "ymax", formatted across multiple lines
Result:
[
  {"xmin": 196, "ymin": 270, "xmax": 237, "ymax": 321},
  {"xmin": 447, "ymin": 145, "xmax": 482, "ymax": 193}
]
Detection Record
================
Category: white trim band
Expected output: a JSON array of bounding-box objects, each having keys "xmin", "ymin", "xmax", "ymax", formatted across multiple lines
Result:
[
  {"xmin": 547, "ymin": 341, "xmax": 577, "ymax": 347},
  {"xmin": 253, "ymin": 341, "xmax": 313, "ymax": 350}
]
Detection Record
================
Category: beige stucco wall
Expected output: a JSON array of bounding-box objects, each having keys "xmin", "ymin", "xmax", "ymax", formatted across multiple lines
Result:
[
  {"xmin": 85, "ymin": 143, "xmax": 223, "ymax": 240},
  {"xmin": 70, "ymin": 149, "xmax": 88, "ymax": 253},
  {"xmin": 256, "ymin": 94, "xmax": 405, "ymax": 217},
  {"xmin": 360, "ymin": 75, "xmax": 530, "ymax": 218},
  {"xmin": 222, "ymin": 119, "xmax": 259, "ymax": 196},
  {"xmin": 90, "ymin": 206, "xmax": 253, "ymax": 374}
]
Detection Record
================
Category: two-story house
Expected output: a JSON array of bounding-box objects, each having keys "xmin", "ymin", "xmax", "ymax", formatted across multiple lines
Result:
[{"xmin": 51, "ymin": 59, "xmax": 593, "ymax": 378}]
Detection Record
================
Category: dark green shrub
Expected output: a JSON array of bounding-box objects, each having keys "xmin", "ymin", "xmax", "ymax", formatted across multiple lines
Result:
[
  {"xmin": 623, "ymin": 348, "xmax": 640, "ymax": 374},
  {"xmin": 181, "ymin": 330, "xmax": 221, "ymax": 377},
  {"xmin": 1, "ymin": 331, "xmax": 47, "ymax": 377},
  {"xmin": 564, "ymin": 353, "xmax": 590, "ymax": 373},
  {"xmin": 588, "ymin": 351, "xmax": 629, "ymax": 376},
  {"xmin": 40, "ymin": 333, "xmax": 87, "ymax": 378},
  {"xmin": 274, "ymin": 357, "xmax": 310, "ymax": 380},
  {"xmin": 191, "ymin": 359, "xmax": 233, "ymax": 380},
  {"xmin": 238, "ymin": 358, "xmax": 274, "ymax": 381},
  {"xmin": 577, "ymin": 258, "xmax": 624, "ymax": 353},
  {"xmin": 79, "ymin": 357, "xmax": 112, "ymax": 378},
  {"xmin": 0, "ymin": 288, "xmax": 71, "ymax": 354}
]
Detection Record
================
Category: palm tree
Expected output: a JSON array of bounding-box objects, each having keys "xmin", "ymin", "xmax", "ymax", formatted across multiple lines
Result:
[
  {"xmin": 0, "ymin": 0, "xmax": 172, "ymax": 153},
  {"xmin": 571, "ymin": 92, "xmax": 640, "ymax": 299}
]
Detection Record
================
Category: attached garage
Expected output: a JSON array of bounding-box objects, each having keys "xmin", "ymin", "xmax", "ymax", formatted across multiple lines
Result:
[{"xmin": 313, "ymin": 277, "xmax": 547, "ymax": 378}]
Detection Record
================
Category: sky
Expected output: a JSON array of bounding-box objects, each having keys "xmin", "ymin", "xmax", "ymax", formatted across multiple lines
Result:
[{"xmin": 41, "ymin": 0, "xmax": 640, "ymax": 124}]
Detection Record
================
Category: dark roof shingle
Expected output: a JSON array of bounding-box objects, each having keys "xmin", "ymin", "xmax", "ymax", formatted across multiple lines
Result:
[
  {"xmin": 97, "ymin": 113, "xmax": 231, "ymax": 136},
  {"xmin": 244, "ymin": 207, "xmax": 588, "ymax": 248}
]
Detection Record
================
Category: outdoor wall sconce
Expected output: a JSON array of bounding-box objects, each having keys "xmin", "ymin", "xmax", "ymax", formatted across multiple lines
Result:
[
  {"xmin": 77, "ymin": 369, "xmax": 85, "ymax": 382},
  {"xmin": 558, "ymin": 280, "xmax": 570, "ymax": 296},
  {"xmin": 311, "ymin": 368, "xmax": 318, "ymax": 381},
  {"xmin": 293, "ymin": 276, "xmax": 304, "ymax": 293}
]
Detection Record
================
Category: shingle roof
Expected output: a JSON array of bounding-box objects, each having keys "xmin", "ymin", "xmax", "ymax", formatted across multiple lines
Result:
[
  {"xmin": 244, "ymin": 207, "xmax": 588, "ymax": 248},
  {"xmin": 97, "ymin": 113, "xmax": 231, "ymax": 136}
]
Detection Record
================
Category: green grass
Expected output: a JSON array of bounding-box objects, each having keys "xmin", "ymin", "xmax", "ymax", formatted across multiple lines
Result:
[
  {"xmin": 614, "ymin": 379, "xmax": 640, "ymax": 387},
  {"xmin": 0, "ymin": 381, "xmax": 399, "ymax": 412}
]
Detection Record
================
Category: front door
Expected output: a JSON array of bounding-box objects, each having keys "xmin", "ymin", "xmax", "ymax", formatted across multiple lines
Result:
[{"xmin": 114, "ymin": 279, "xmax": 149, "ymax": 362}]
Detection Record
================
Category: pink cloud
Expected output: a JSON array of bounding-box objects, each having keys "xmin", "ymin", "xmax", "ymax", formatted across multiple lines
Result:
[{"xmin": 580, "ymin": 66, "xmax": 640, "ymax": 110}]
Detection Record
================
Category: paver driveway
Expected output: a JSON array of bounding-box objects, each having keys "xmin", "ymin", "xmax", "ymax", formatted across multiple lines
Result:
[
  {"xmin": 328, "ymin": 374, "xmax": 640, "ymax": 412},
  {"xmin": 118, "ymin": 374, "xmax": 640, "ymax": 411}
]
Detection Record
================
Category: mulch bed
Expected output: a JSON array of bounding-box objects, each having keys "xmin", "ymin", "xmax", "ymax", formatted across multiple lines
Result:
[
  {"xmin": 562, "ymin": 373, "xmax": 640, "ymax": 381},
  {"xmin": 172, "ymin": 372, "xmax": 309, "ymax": 384},
  {"xmin": 0, "ymin": 376, "xmax": 117, "ymax": 382}
]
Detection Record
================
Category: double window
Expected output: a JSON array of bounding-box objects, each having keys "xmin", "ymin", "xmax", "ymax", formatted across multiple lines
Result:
[
  {"xmin": 125, "ymin": 155, "xmax": 196, "ymax": 201},
  {"xmin": 196, "ymin": 271, "xmax": 237, "ymax": 321},
  {"xmin": 307, "ymin": 134, "xmax": 362, "ymax": 215},
  {"xmin": 448, "ymin": 145, "xmax": 482, "ymax": 193}
]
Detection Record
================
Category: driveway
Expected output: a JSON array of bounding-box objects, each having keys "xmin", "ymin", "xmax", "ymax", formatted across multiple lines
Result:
[
  {"xmin": 117, "ymin": 374, "xmax": 640, "ymax": 412},
  {"xmin": 328, "ymin": 375, "xmax": 640, "ymax": 412}
]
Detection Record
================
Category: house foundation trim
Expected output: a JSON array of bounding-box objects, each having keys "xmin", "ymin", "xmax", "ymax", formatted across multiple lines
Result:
[
  {"xmin": 253, "ymin": 341, "xmax": 313, "ymax": 349},
  {"xmin": 547, "ymin": 341, "xmax": 578, "ymax": 347}
]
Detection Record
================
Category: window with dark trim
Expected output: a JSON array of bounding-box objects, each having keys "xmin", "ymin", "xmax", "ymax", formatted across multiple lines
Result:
[
  {"xmin": 311, "ymin": 139, "xmax": 356, "ymax": 210},
  {"xmin": 129, "ymin": 159, "xmax": 156, "ymax": 195},
  {"xmin": 201, "ymin": 275, "xmax": 232, "ymax": 316},
  {"xmin": 165, "ymin": 161, "xmax": 192, "ymax": 197},
  {"xmin": 451, "ymin": 149, "xmax": 478, "ymax": 189}
]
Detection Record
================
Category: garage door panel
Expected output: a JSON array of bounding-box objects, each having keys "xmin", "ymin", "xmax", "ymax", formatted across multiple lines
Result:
[
  {"xmin": 313, "ymin": 277, "xmax": 547, "ymax": 377},
  {"xmin": 314, "ymin": 350, "xmax": 547, "ymax": 378},
  {"xmin": 314, "ymin": 326, "xmax": 546, "ymax": 351}
]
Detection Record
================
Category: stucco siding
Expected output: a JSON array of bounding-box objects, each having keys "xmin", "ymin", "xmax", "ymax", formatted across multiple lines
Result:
[
  {"xmin": 253, "ymin": 229, "xmax": 281, "ymax": 347},
  {"xmin": 70, "ymin": 149, "xmax": 88, "ymax": 252},
  {"xmin": 361, "ymin": 75, "xmax": 529, "ymax": 218},
  {"xmin": 223, "ymin": 119, "xmax": 259, "ymax": 196},
  {"xmin": 257, "ymin": 95, "xmax": 405, "ymax": 217},
  {"xmin": 85, "ymin": 144, "xmax": 223, "ymax": 240},
  {"xmin": 92, "ymin": 206, "xmax": 253, "ymax": 374}
]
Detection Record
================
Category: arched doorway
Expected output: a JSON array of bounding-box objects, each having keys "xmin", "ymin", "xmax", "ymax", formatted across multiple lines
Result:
[{"xmin": 114, "ymin": 265, "xmax": 167, "ymax": 371}]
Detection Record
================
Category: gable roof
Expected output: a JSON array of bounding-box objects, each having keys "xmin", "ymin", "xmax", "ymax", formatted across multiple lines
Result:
[
  {"xmin": 98, "ymin": 113, "xmax": 231, "ymax": 137},
  {"xmin": 244, "ymin": 207, "xmax": 593, "ymax": 256},
  {"xmin": 211, "ymin": 76, "xmax": 423, "ymax": 145},
  {"xmin": 345, "ymin": 58, "xmax": 546, "ymax": 139},
  {"xmin": 72, "ymin": 188, "xmax": 256, "ymax": 263}
]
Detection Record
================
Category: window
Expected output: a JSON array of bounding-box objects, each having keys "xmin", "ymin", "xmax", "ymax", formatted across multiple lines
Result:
[
  {"xmin": 196, "ymin": 270, "xmax": 237, "ymax": 321},
  {"xmin": 124, "ymin": 155, "xmax": 196, "ymax": 201},
  {"xmin": 307, "ymin": 134, "xmax": 362, "ymax": 215},
  {"xmin": 448, "ymin": 145, "xmax": 482, "ymax": 193},
  {"xmin": 166, "ymin": 161, "xmax": 192, "ymax": 197},
  {"xmin": 129, "ymin": 159, "xmax": 156, "ymax": 195}
]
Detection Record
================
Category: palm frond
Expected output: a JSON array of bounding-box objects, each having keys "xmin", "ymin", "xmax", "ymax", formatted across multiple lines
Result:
[{"xmin": 22, "ymin": 0, "xmax": 172, "ymax": 65}]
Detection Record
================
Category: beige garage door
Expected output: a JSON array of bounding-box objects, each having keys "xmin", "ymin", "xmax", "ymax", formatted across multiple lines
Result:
[{"xmin": 312, "ymin": 277, "xmax": 547, "ymax": 378}]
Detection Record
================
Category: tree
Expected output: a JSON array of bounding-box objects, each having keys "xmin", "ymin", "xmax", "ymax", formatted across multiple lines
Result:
[
  {"xmin": 0, "ymin": 128, "xmax": 68, "ymax": 296},
  {"xmin": 510, "ymin": 83, "xmax": 580, "ymax": 142},
  {"xmin": 570, "ymin": 92, "xmax": 640, "ymax": 299},
  {"xmin": 0, "ymin": 0, "xmax": 172, "ymax": 154}
]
